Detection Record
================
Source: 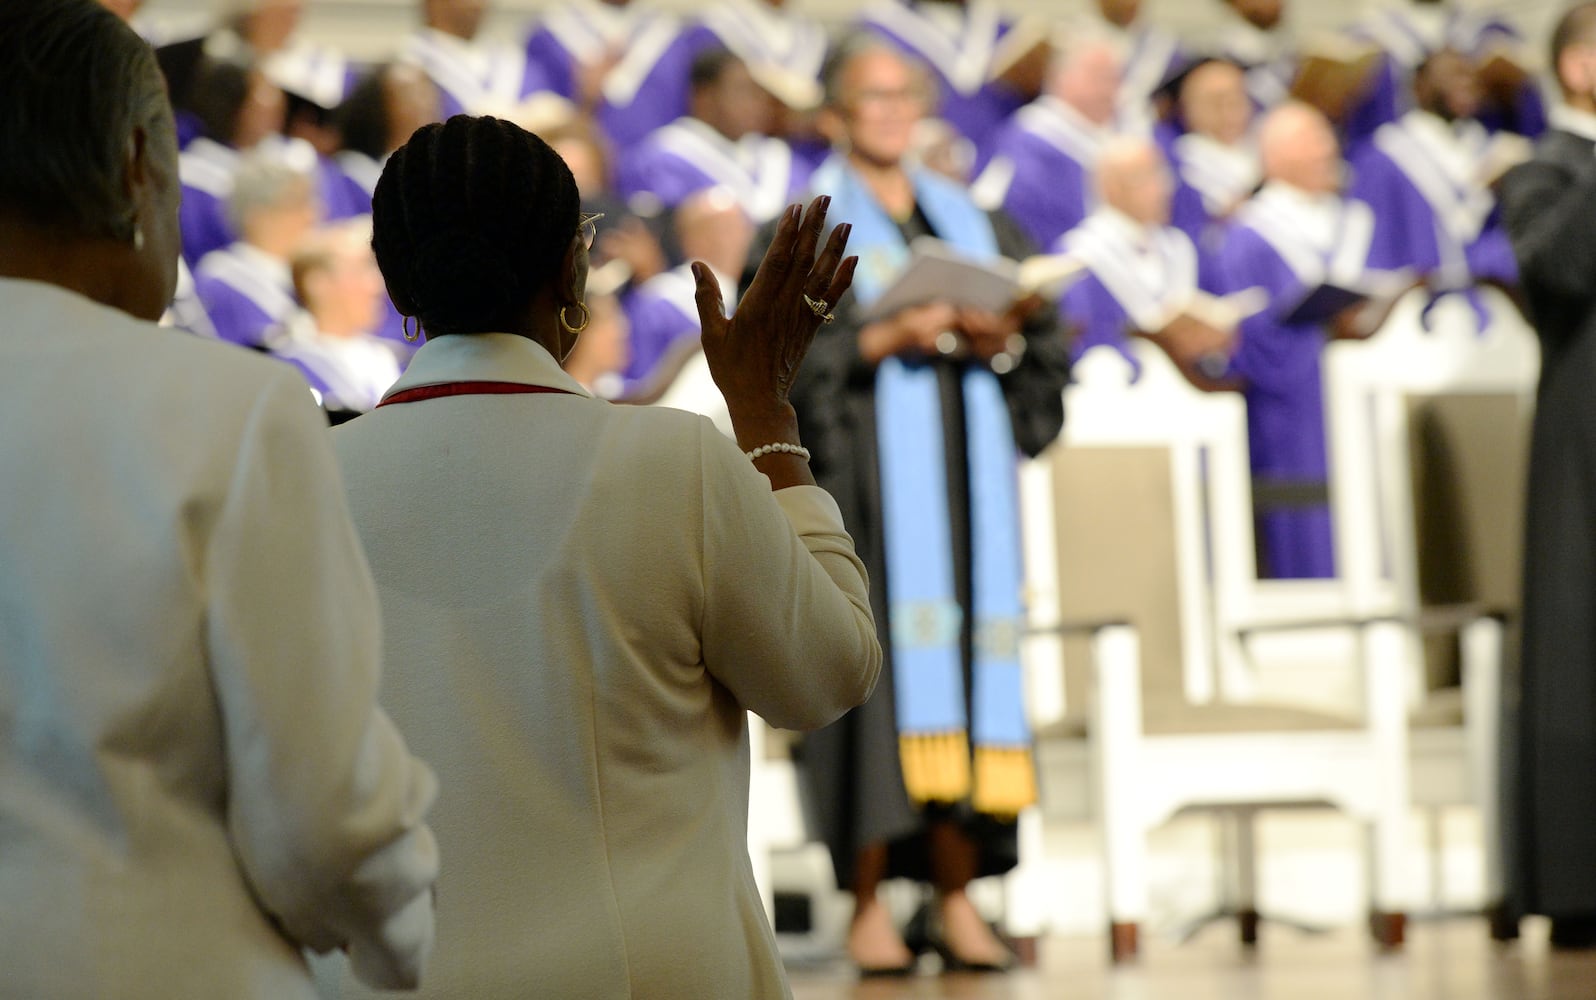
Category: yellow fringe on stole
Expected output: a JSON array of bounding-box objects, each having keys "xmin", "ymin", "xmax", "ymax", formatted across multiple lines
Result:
[
  {"xmin": 899, "ymin": 731, "xmax": 972, "ymax": 804},
  {"xmin": 972, "ymin": 746, "xmax": 1038, "ymax": 818}
]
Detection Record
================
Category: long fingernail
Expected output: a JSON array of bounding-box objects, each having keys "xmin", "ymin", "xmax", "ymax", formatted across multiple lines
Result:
[
  {"xmin": 820, "ymin": 195, "xmax": 832, "ymax": 212},
  {"xmin": 840, "ymin": 223, "xmax": 853, "ymax": 243},
  {"xmin": 788, "ymin": 204, "xmax": 802, "ymax": 223}
]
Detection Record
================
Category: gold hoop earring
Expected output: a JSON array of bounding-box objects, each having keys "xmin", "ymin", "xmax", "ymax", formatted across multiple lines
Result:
[
  {"xmin": 559, "ymin": 302, "xmax": 590, "ymax": 334},
  {"xmin": 402, "ymin": 315, "xmax": 422, "ymax": 343}
]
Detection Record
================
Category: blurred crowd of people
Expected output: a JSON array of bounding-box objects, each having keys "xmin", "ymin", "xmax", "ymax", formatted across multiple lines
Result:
[{"xmin": 110, "ymin": 0, "xmax": 1543, "ymax": 570}]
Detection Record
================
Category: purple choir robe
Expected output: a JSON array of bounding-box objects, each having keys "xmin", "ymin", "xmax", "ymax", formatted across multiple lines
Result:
[
  {"xmin": 615, "ymin": 118, "xmax": 810, "ymax": 224},
  {"xmin": 1217, "ymin": 186, "xmax": 1384, "ymax": 579},
  {"xmin": 178, "ymin": 138, "xmax": 240, "ymax": 269},
  {"xmin": 591, "ymin": 2, "xmax": 826, "ymax": 155},
  {"xmin": 269, "ymin": 313, "xmax": 404, "ymax": 412},
  {"xmin": 1348, "ymin": 111, "xmax": 1517, "ymax": 305},
  {"xmin": 1343, "ymin": 5, "xmax": 1546, "ymax": 146},
  {"xmin": 857, "ymin": 0, "xmax": 1028, "ymax": 155},
  {"xmin": 402, "ymin": 28, "xmax": 553, "ymax": 120},
  {"xmin": 526, "ymin": 1, "xmax": 643, "ymax": 101},
  {"xmin": 620, "ymin": 264, "xmax": 731, "ymax": 389},
  {"xmin": 179, "ymin": 138, "xmax": 346, "ymax": 266},
  {"xmin": 192, "ymin": 243, "xmax": 299, "ymax": 350},
  {"xmin": 595, "ymin": 16, "xmax": 702, "ymax": 153},
  {"xmin": 1167, "ymin": 132, "xmax": 1261, "ymax": 254},
  {"xmin": 1059, "ymin": 209, "xmax": 1224, "ymax": 373},
  {"xmin": 970, "ymin": 97, "xmax": 1104, "ymax": 254}
]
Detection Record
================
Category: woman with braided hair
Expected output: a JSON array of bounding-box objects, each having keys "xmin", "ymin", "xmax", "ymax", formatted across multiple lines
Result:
[{"xmin": 319, "ymin": 114, "xmax": 882, "ymax": 998}]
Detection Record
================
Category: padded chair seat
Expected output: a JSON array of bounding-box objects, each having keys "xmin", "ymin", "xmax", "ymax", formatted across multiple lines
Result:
[{"xmin": 1033, "ymin": 699, "xmax": 1359, "ymax": 741}]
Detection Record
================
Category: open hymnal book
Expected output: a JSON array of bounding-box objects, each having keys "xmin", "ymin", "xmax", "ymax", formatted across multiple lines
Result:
[
  {"xmin": 1280, "ymin": 268, "xmax": 1418, "ymax": 329},
  {"xmin": 861, "ymin": 238, "xmax": 1088, "ymax": 322}
]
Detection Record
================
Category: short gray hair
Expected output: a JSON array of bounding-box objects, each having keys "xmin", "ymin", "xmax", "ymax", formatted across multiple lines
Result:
[
  {"xmin": 0, "ymin": 0, "xmax": 171, "ymax": 242},
  {"xmin": 820, "ymin": 31, "xmax": 935, "ymax": 110},
  {"xmin": 226, "ymin": 144, "xmax": 319, "ymax": 234}
]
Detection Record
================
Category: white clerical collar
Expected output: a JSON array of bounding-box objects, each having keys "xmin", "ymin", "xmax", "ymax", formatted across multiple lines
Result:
[
  {"xmin": 1092, "ymin": 205, "xmax": 1160, "ymax": 252},
  {"xmin": 1401, "ymin": 109, "xmax": 1488, "ymax": 170},
  {"xmin": 1178, "ymin": 131, "xmax": 1259, "ymax": 172},
  {"xmin": 1255, "ymin": 182, "xmax": 1343, "ymax": 248},
  {"xmin": 1551, "ymin": 105, "xmax": 1596, "ymax": 145}
]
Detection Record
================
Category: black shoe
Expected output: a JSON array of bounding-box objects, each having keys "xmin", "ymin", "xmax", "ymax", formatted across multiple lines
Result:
[
  {"xmin": 1550, "ymin": 916, "xmax": 1596, "ymax": 950},
  {"xmin": 856, "ymin": 959, "xmax": 918, "ymax": 978},
  {"xmin": 929, "ymin": 937, "xmax": 1016, "ymax": 974}
]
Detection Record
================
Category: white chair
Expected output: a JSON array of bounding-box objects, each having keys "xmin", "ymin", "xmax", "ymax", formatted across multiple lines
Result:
[
  {"xmin": 1322, "ymin": 289, "xmax": 1538, "ymax": 932},
  {"xmin": 1019, "ymin": 343, "xmax": 1416, "ymax": 960}
]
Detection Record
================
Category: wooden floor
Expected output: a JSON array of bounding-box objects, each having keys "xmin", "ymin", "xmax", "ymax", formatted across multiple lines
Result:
[{"xmin": 786, "ymin": 919, "xmax": 1596, "ymax": 999}]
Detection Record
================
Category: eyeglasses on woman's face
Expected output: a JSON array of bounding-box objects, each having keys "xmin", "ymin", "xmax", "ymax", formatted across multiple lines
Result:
[{"xmin": 578, "ymin": 212, "xmax": 604, "ymax": 251}]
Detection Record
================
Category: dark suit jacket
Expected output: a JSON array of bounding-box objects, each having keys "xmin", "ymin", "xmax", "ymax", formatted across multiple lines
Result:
[{"xmin": 1498, "ymin": 125, "xmax": 1596, "ymax": 918}]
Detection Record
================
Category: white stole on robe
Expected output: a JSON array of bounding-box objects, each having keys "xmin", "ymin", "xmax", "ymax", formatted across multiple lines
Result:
[
  {"xmin": 1237, "ymin": 183, "xmax": 1376, "ymax": 290},
  {"xmin": 403, "ymin": 28, "xmax": 534, "ymax": 114},
  {"xmin": 702, "ymin": 0, "xmax": 827, "ymax": 80},
  {"xmin": 197, "ymin": 243, "xmax": 299, "ymax": 325},
  {"xmin": 1174, "ymin": 132, "xmax": 1261, "ymax": 215},
  {"xmin": 862, "ymin": 0, "xmax": 1003, "ymax": 96},
  {"xmin": 1374, "ymin": 111, "xmax": 1494, "ymax": 242},
  {"xmin": 1065, "ymin": 208, "xmax": 1200, "ymax": 332},
  {"xmin": 651, "ymin": 118, "xmax": 795, "ymax": 223}
]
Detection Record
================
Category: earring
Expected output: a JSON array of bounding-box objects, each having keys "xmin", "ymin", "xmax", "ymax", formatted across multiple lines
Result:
[
  {"xmin": 132, "ymin": 224, "xmax": 145, "ymax": 252},
  {"xmin": 558, "ymin": 302, "xmax": 590, "ymax": 334},
  {"xmin": 402, "ymin": 315, "xmax": 422, "ymax": 343}
]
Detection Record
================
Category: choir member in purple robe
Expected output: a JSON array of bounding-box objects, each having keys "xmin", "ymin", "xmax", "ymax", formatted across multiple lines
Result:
[
  {"xmin": 193, "ymin": 150, "xmax": 320, "ymax": 349},
  {"xmin": 178, "ymin": 59, "xmax": 287, "ymax": 267},
  {"xmin": 525, "ymin": 0, "xmax": 649, "ymax": 107},
  {"xmin": 1060, "ymin": 137, "xmax": 1233, "ymax": 384},
  {"xmin": 621, "ymin": 187, "xmax": 753, "ymax": 390},
  {"xmin": 1217, "ymin": 103, "xmax": 1392, "ymax": 579},
  {"xmin": 1347, "ymin": 47, "xmax": 1517, "ymax": 315},
  {"xmin": 1164, "ymin": 58, "xmax": 1260, "ymax": 252},
  {"xmin": 1211, "ymin": 0, "xmax": 1296, "ymax": 112},
  {"xmin": 271, "ymin": 222, "xmax": 402, "ymax": 415},
  {"xmin": 616, "ymin": 49, "xmax": 811, "ymax": 226},
  {"xmin": 1344, "ymin": 0, "xmax": 1546, "ymax": 146},
  {"xmin": 1081, "ymin": 0, "xmax": 1184, "ymax": 136},
  {"xmin": 401, "ymin": 0, "xmax": 554, "ymax": 120},
  {"xmin": 971, "ymin": 39, "xmax": 1122, "ymax": 254},
  {"xmin": 856, "ymin": 0, "xmax": 1046, "ymax": 155},
  {"xmin": 593, "ymin": 0, "xmax": 829, "ymax": 156}
]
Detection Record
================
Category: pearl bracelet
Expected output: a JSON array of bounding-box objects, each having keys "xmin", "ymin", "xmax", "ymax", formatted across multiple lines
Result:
[{"xmin": 746, "ymin": 442, "xmax": 811, "ymax": 462}]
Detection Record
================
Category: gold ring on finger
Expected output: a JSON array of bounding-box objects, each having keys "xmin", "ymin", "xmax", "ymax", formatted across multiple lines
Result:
[{"xmin": 803, "ymin": 293, "xmax": 830, "ymax": 318}]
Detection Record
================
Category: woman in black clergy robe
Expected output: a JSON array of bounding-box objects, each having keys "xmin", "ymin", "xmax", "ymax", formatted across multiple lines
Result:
[
  {"xmin": 1497, "ymin": 3, "xmax": 1596, "ymax": 947},
  {"xmin": 768, "ymin": 34, "xmax": 1070, "ymax": 974}
]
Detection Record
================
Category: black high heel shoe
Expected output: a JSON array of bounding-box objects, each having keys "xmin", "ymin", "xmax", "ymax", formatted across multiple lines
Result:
[{"xmin": 923, "ymin": 905, "xmax": 1017, "ymax": 974}]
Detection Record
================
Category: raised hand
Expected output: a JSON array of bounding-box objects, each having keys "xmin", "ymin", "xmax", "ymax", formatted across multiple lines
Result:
[{"xmin": 694, "ymin": 196, "xmax": 856, "ymax": 432}]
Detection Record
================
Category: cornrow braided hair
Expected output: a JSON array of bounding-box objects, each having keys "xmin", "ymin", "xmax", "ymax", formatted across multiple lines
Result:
[{"xmin": 371, "ymin": 115, "xmax": 580, "ymax": 338}]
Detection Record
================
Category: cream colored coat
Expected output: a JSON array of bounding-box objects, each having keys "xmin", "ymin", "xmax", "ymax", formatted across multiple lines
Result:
[
  {"xmin": 323, "ymin": 333, "xmax": 881, "ymax": 999},
  {"xmin": 0, "ymin": 278, "xmax": 439, "ymax": 998}
]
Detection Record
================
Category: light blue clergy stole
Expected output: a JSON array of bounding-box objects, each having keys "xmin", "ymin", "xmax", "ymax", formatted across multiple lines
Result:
[{"xmin": 809, "ymin": 156, "xmax": 1036, "ymax": 816}]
